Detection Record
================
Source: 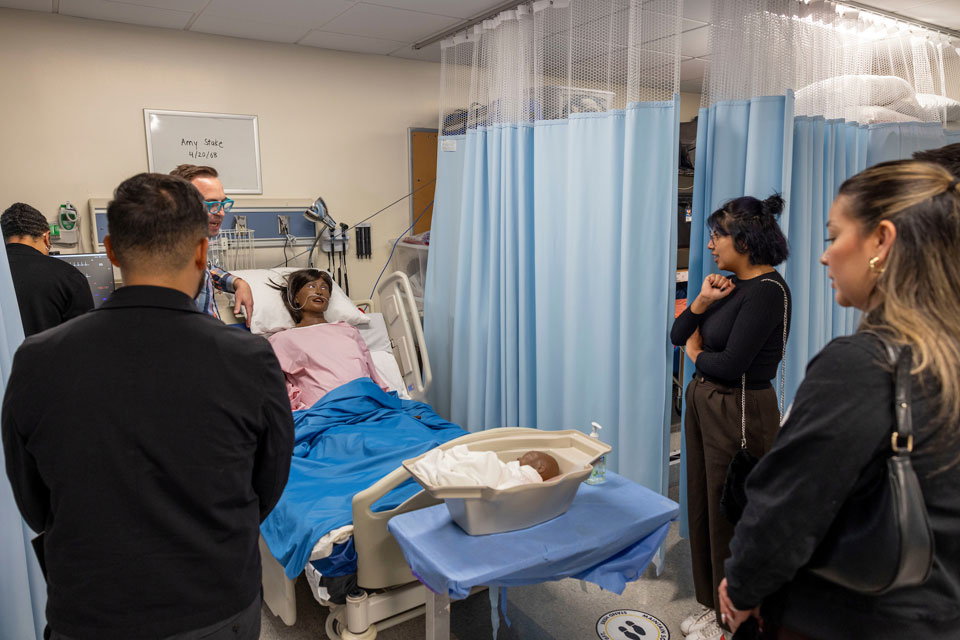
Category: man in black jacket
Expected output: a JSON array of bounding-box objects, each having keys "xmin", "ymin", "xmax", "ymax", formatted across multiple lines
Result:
[
  {"xmin": 2, "ymin": 202, "xmax": 94, "ymax": 336},
  {"xmin": 2, "ymin": 173, "xmax": 294, "ymax": 640}
]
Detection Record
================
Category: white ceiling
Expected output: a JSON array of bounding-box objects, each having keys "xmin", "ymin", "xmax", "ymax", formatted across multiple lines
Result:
[{"xmin": 2, "ymin": 0, "xmax": 958, "ymax": 90}]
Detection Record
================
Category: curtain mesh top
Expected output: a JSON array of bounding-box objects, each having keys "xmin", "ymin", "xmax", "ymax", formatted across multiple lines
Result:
[{"xmin": 438, "ymin": 0, "xmax": 682, "ymax": 134}]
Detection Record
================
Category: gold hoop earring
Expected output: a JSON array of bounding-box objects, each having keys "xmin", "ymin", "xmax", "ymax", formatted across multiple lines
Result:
[{"xmin": 869, "ymin": 256, "xmax": 885, "ymax": 274}]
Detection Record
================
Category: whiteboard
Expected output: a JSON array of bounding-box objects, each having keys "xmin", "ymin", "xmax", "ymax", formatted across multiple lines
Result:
[{"xmin": 143, "ymin": 109, "xmax": 263, "ymax": 194}]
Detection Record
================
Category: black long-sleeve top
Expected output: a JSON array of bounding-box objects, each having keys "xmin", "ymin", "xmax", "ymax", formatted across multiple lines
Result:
[
  {"xmin": 724, "ymin": 334, "xmax": 960, "ymax": 638},
  {"xmin": 2, "ymin": 285, "xmax": 295, "ymax": 639},
  {"xmin": 671, "ymin": 271, "xmax": 791, "ymax": 388},
  {"xmin": 5, "ymin": 242, "xmax": 94, "ymax": 336}
]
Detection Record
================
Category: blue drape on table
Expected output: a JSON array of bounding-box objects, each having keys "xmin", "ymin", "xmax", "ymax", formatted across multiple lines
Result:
[
  {"xmin": 0, "ymin": 248, "xmax": 46, "ymax": 640},
  {"xmin": 681, "ymin": 93, "xmax": 960, "ymax": 535},
  {"xmin": 425, "ymin": 99, "xmax": 681, "ymax": 496}
]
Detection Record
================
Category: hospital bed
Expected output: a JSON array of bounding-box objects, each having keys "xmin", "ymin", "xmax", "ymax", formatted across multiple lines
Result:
[{"xmin": 221, "ymin": 269, "xmax": 458, "ymax": 639}]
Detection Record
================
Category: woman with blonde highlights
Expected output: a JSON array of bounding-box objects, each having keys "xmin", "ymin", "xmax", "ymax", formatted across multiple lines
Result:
[{"xmin": 717, "ymin": 160, "xmax": 960, "ymax": 639}]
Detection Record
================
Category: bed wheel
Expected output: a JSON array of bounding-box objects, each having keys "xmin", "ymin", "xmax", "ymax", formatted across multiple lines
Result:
[
  {"xmin": 340, "ymin": 627, "xmax": 377, "ymax": 640},
  {"xmin": 326, "ymin": 611, "xmax": 379, "ymax": 640}
]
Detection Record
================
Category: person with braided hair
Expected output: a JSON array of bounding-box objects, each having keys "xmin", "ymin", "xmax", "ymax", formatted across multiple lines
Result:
[{"xmin": 2, "ymin": 202, "xmax": 93, "ymax": 336}]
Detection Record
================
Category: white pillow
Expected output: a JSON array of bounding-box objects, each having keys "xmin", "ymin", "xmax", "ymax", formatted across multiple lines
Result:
[
  {"xmin": 796, "ymin": 75, "xmax": 915, "ymax": 110},
  {"xmin": 371, "ymin": 351, "xmax": 411, "ymax": 400},
  {"xmin": 230, "ymin": 268, "xmax": 368, "ymax": 335},
  {"xmin": 356, "ymin": 313, "xmax": 392, "ymax": 354},
  {"xmin": 844, "ymin": 105, "xmax": 917, "ymax": 125},
  {"xmin": 916, "ymin": 93, "xmax": 960, "ymax": 122}
]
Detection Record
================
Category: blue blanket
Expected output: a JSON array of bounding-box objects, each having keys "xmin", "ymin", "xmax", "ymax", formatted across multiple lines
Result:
[{"xmin": 261, "ymin": 378, "xmax": 465, "ymax": 578}]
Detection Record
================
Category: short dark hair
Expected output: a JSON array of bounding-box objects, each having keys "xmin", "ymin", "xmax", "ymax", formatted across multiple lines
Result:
[
  {"xmin": 268, "ymin": 269, "xmax": 332, "ymax": 324},
  {"xmin": 913, "ymin": 143, "xmax": 960, "ymax": 179},
  {"xmin": 169, "ymin": 164, "xmax": 219, "ymax": 182},
  {"xmin": 107, "ymin": 173, "xmax": 207, "ymax": 271},
  {"xmin": 707, "ymin": 194, "xmax": 789, "ymax": 266},
  {"xmin": 2, "ymin": 202, "xmax": 48, "ymax": 241}
]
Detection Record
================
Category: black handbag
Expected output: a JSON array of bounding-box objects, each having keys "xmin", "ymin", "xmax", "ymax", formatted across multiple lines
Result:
[
  {"xmin": 805, "ymin": 344, "xmax": 934, "ymax": 595},
  {"xmin": 720, "ymin": 279, "xmax": 788, "ymax": 524}
]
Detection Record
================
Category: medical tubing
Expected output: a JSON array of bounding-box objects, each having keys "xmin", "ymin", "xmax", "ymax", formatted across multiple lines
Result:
[
  {"xmin": 368, "ymin": 200, "xmax": 432, "ymax": 300},
  {"xmin": 268, "ymin": 180, "xmax": 437, "ymax": 270}
]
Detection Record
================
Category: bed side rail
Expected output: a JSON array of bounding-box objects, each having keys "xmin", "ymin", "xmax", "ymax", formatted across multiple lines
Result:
[{"xmin": 377, "ymin": 271, "xmax": 431, "ymax": 401}]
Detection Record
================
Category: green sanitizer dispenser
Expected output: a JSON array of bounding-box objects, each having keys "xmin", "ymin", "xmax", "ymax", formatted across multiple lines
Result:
[{"xmin": 585, "ymin": 421, "xmax": 606, "ymax": 485}]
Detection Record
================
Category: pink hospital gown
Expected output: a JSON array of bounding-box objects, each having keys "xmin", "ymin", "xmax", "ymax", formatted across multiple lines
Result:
[{"xmin": 268, "ymin": 322, "xmax": 390, "ymax": 410}]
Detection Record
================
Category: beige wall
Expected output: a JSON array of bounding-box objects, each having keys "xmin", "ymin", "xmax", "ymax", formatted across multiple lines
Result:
[
  {"xmin": 0, "ymin": 8, "xmax": 441, "ymax": 298},
  {"xmin": 678, "ymin": 92, "xmax": 702, "ymax": 123}
]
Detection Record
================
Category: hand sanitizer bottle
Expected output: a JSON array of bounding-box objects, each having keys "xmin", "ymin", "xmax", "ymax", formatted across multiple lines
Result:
[{"xmin": 585, "ymin": 421, "xmax": 606, "ymax": 485}]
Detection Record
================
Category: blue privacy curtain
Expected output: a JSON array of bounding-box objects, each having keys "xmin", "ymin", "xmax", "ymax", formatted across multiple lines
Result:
[
  {"xmin": 0, "ymin": 249, "xmax": 46, "ymax": 639},
  {"xmin": 425, "ymin": 100, "xmax": 681, "ymax": 494}
]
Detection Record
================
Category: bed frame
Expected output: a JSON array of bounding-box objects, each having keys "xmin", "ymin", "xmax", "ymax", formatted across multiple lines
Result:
[{"xmin": 260, "ymin": 271, "xmax": 446, "ymax": 639}]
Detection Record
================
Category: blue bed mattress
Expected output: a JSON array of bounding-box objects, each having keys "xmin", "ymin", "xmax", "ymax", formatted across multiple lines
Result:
[{"xmin": 260, "ymin": 377, "xmax": 465, "ymax": 579}]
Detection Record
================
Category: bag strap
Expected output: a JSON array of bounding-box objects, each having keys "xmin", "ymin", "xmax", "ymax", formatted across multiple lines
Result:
[
  {"xmin": 740, "ymin": 278, "xmax": 789, "ymax": 450},
  {"xmin": 761, "ymin": 278, "xmax": 789, "ymax": 417},
  {"xmin": 886, "ymin": 342, "xmax": 915, "ymax": 455}
]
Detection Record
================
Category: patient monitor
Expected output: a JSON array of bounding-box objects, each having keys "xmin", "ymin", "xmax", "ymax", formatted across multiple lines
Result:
[{"xmin": 53, "ymin": 253, "xmax": 116, "ymax": 307}]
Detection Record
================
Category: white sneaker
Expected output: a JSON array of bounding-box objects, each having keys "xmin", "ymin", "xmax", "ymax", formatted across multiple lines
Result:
[
  {"xmin": 680, "ymin": 607, "xmax": 714, "ymax": 635},
  {"xmin": 687, "ymin": 620, "xmax": 725, "ymax": 640}
]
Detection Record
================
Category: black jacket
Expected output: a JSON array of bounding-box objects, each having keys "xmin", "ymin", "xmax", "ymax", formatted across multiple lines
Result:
[
  {"xmin": 725, "ymin": 334, "xmax": 960, "ymax": 638},
  {"xmin": 5, "ymin": 242, "xmax": 94, "ymax": 336},
  {"xmin": 2, "ymin": 285, "xmax": 295, "ymax": 639}
]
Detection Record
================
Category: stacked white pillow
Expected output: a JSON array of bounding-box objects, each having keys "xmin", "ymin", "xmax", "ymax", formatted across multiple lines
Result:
[
  {"xmin": 230, "ymin": 268, "xmax": 368, "ymax": 336},
  {"xmin": 916, "ymin": 93, "xmax": 960, "ymax": 122}
]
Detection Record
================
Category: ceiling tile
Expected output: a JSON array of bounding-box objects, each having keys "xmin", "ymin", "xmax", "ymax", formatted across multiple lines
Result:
[
  {"xmin": 299, "ymin": 29, "xmax": 406, "ymax": 55},
  {"xmin": 203, "ymin": 0, "xmax": 354, "ymax": 28},
  {"xmin": 682, "ymin": 18, "xmax": 706, "ymax": 32},
  {"xmin": 190, "ymin": 12, "xmax": 309, "ymax": 42},
  {"xmin": 111, "ymin": 0, "xmax": 206, "ymax": 11},
  {"xmin": 897, "ymin": 1, "xmax": 960, "ymax": 29},
  {"xmin": 389, "ymin": 41, "xmax": 443, "ymax": 62},
  {"xmin": 362, "ymin": 0, "xmax": 496, "ymax": 20},
  {"xmin": 321, "ymin": 3, "xmax": 460, "ymax": 42},
  {"xmin": 0, "ymin": 0, "xmax": 53, "ymax": 10},
  {"xmin": 59, "ymin": 0, "xmax": 192, "ymax": 28},
  {"xmin": 680, "ymin": 25, "xmax": 709, "ymax": 58},
  {"xmin": 680, "ymin": 57, "xmax": 708, "ymax": 81},
  {"xmin": 681, "ymin": 0, "xmax": 711, "ymax": 23},
  {"xmin": 680, "ymin": 78, "xmax": 704, "ymax": 93}
]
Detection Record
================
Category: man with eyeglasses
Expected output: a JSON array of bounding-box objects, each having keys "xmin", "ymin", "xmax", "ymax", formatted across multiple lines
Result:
[{"xmin": 169, "ymin": 164, "xmax": 254, "ymax": 326}]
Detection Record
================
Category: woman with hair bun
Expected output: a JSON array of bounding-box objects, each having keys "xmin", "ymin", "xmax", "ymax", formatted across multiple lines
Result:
[
  {"xmin": 671, "ymin": 193, "xmax": 792, "ymax": 640},
  {"xmin": 719, "ymin": 161, "xmax": 960, "ymax": 639}
]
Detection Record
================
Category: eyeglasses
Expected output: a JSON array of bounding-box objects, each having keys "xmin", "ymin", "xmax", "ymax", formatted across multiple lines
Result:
[
  {"xmin": 204, "ymin": 199, "xmax": 234, "ymax": 215},
  {"xmin": 709, "ymin": 229, "xmax": 726, "ymax": 242}
]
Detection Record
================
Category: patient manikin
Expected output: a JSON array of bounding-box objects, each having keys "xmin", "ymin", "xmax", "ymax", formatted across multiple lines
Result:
[
  {"xmin": 411, "ymin": 446, "xmax": 562, "ymax": 489},
  {"xmin": 267, "ymin": 269, "xmax": 390, "ymax": 410},
  {"xmin": 518, "ymin": 451, "xmax": 560, "ymax": 481}
]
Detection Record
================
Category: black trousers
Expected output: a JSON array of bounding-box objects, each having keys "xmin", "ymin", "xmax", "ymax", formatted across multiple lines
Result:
[
  {"xmin": 684, "ymin": 376, "xmax": 780, "ymax": 624},
  {"xmin": 48, "ymin": 592, "xmax": 261, "ymax": 640}
]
